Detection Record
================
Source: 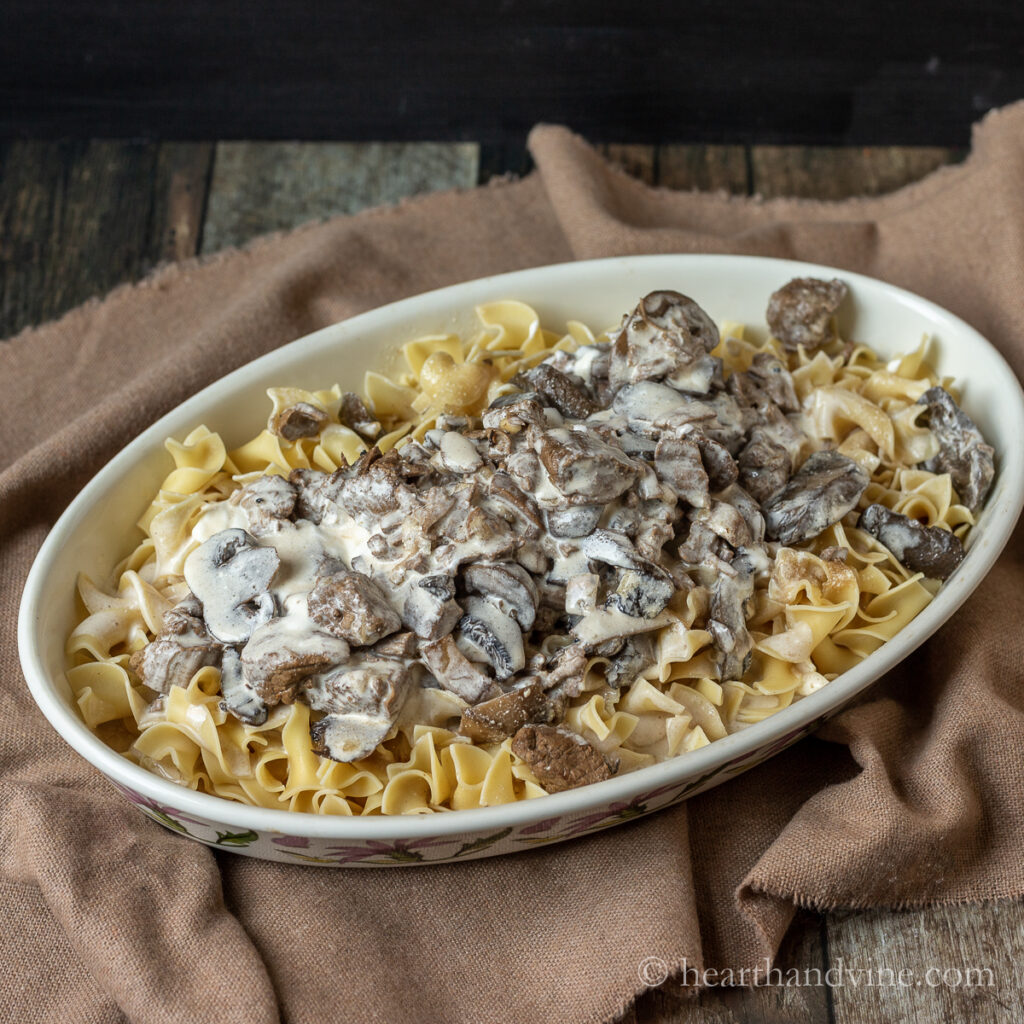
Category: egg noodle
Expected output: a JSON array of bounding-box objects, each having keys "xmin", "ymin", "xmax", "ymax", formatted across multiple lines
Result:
[{"xmin": 66, "ymin": 301, "xmax": 972, "ymax": 814}]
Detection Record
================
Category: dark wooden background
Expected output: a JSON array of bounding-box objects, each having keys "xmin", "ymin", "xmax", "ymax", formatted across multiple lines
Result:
[{"xmin": 3, "ymin": 0, "xmax": 1024, "ymax": 145}]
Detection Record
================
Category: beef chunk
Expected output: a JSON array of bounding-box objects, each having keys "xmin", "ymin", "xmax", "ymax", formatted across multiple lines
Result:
[
  {"xmin": 859, "ymin": 504, "xmax": 965, "ymax": 580},
  {"xmin": 763, "ymin": 450, "xmax": 869, "ymax": 546},
  {"xmin": 482, "ymin": 392, "xmax": 548, "ymax": 432},
  {"xmin": 240, "ymin": 620, "xmax": 350, "ymax": 705},
  {"xmin": 129, "ymin": 632, "xmax": 222, "ymax": 695},
  {"xmin": 370, "ymin": 631, "xmax": 419, "ymax": 660},
  {"xmin": 766, "ymin": 277, "xmax": 848, "ymax": 351},
  {"xmin": 514, "ymin": 364, "xmax": 599, "ymax": 419},
  {"xmin": 536, "ymin": 428, "xmax": 638, "ymax": 505},
  {"xmin": 458, "ymin": 678, "xmax": 553, "ymax": 742},
  {"xmin": 272, "ymin": 402, "xmax": 329, "ymax": 441},
  {"xmin": 747, "ymin": 352, "xmax": 800, "ymax": 412},
  {"xmin": 737, "ymin": 429, "xmax": 792, "ymax": 503},
  {"xmin": 289, "ymin": 467, "xmax": 346, "ymax": 524},
  {"xmin": 340, "ymin": 448, "xmax": 406, "ymax": 520},
  {"xmin": 609, "ymin": 290, "xmax": 720, "ymax": 389},
  {"xmin": 917, "ymin": 386, "xmax": 995, "ymax": 512},
  {"xmin": 230, "ymin": 475, "xmax": 297, "ymax": 535},
  {"xmin": 307, "ymin": 570, "xmax": 401, "ymax": 646},
  {"xmin": 307, "ymin": 659, "xmax": 407, "ymax": 762},
  {"xmin": 511, "ymin": 724, "xmax": 616, "ymax": 793}
]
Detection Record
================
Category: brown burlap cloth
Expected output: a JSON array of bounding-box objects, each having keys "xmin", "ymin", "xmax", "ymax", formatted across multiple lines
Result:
[{"xmin": 3, "ymin": 103, "xmax": 1024, "ymax": 1024}]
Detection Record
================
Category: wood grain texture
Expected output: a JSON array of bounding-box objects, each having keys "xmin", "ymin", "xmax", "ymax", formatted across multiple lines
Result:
[
  {"xmin": 0, "ymin": 140, "xmax": 211, "ymax": 338},
  {"xmin": 827, "ymin": 902, "xmax": 1024, "ymax": 1023},
  {"xmin": 749, "ymin": 146, "xmax": 965, "ymax": 200},
  {"xmin": 658, "ymin": 145, "xmax": 750, "ymax": 194},
  {"xmin": 201, "ymin": 142, "xmax": 479, "ymax": 254},
  {"xmin": 631, "ymin": 912, "xmax": 830, "ymax": 1023},
  {"xmin": 599, "ymin": 145, "xmax": 658, "ymax": 186}
]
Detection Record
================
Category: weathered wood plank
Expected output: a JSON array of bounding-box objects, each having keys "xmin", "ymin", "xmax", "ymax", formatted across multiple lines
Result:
[
  {"xmin": 658, "ymin": 145, "xmax": 750, "ymax": 194},
  {"xmin": 150, "ymin": 143, "xmax": 214, "ymax": 263},
  {"xmin": 827, "ymin": 901, "xmax": 1024, "ymax": 1023},
  {"xmin": 600, "ymin": 145, "xmax": 657, "ymax": 186},
  {"xmin": 749, "ymin": 146, "xmax": 964, "ymax": 200},
  {"xmin": 630, "ymin": 912, "xmax": 830, "ymax": 1024},
  {"xmin": 200, "ymin": 142, "xmax": 479, "ymax": 254},
  {"xmin": 0, "ymin": 140, "xmax": 212, "ymax": 339}
]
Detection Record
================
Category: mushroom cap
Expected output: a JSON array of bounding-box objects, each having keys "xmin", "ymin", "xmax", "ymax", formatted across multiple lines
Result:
[{"xmin": 183, "ymin": 529, "xmax": 280, "ymax": 644}]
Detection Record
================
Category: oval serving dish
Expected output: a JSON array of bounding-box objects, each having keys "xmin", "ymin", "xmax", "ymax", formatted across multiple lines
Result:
[{"xmin": 18, "ymin": 254, "xmax": 1024, "ymax": 866}]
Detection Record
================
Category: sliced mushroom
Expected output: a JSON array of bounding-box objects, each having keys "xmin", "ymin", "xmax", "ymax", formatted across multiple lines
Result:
[
  {"xmin": 463, "ymin": 561, "xmax": 538, "ymax": 631},
  {"xmin": 458, "ymin": 678, "xmax": 553, "ymax": 742},
  {"xmin": 218, "ymin": 647, "xmax": 267, "ymax": 725},
  {"xmin": 420, "ymin": 634, "xmax": 494, "ymax": 703},
  {"xmin": 604, "ymin": 635, "xmax": 655, "ymax": 687},
  {"xmin": 690, "ymin": 500, "xmax": 753, "ymax": 550},
  {"xmin": 183, "ymin": 529, "xmax": 280, "ymax": 644},
  {"xmin": 763, "ymin": 450, "xmax": 869, "ymax": 546},
  {"xmin": 716, "ymin": 483, "xmax": 766, "ymax": 544},
  {"xmin": 707, "ymin": 553, "xmax": 755, "ymax": 681},
  {"xmin": 456, "ymin": 596, "xmax": 526, "ymax": 680},
  {"xmin": 511, "ymin": 724, "xmax": 616, "ymax": 793},
  {"xmin": 230, "ymin": 475, "xmax": 298, "ymax": 536},
  {"xmin": 513, "ymin": 364, "xmax": 599, "ymax": 419},
  {"xmin": 439, "ymin": 431, "xmax": 483, "ymax": 474},
  {"xmin": 545, "ymin": 504, "xmax": 603, "ymax": 538},
  {"xmin": 307, "ymin": 570, "xmax": 402, "ymax": 646},
  {"xmin": 654, "ymin": 436, "xmax": 710, "ymax": 508},
  {"xmin": 272, "ymin": 402, "xmax": 329, "ymax": 441},
  {"xmin": 859, "ymin": 504, "xmax": 965, "ymax": 580},
  {"xmin": 612, "ymin": 381, "xmax": 707, "ymax": 436},
  {"xmin": 565, "ymin": 573, "xmax": 600, "ymax": 616},
  {"xmin": 606, "ymin": 568, "xmax": 674, "ymax": 619},
  {"xmin": 766, "ymin": 277, "xmax": 848, "ymax": 351},
  {"xmin": 339, "ymin": 392, "xmax": 382, "ymax": 440},
  {"xmin": 535, "ymin": 428, "xmax": 639, "ymax": 506},
  {"xmin": 609, "ymin": 290, "xmax": 720, "ymax": 389},
  {"xmin": 241, "ymin": 619, "xmax": 351, "ymax": 705},
  {"xmin": 401, "ymin": 574, "xmax": 463, "ymax": 641},
  {"xmin": 917, "ymin": 386, "xmax": 995, "ymax": 512}
]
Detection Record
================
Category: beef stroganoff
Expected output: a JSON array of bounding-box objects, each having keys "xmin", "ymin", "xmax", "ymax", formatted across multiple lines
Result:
[{"xmin": 66, "ymin": 279, "xmax": 995, "ymax": 814}]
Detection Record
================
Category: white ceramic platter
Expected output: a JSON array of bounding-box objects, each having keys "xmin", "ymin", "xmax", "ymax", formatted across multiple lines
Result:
[{"xmin": 18, "ymin": 255, "xmax": 1024, "ymax": 866}]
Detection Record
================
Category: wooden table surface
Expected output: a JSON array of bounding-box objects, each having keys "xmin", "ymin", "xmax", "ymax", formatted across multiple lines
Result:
[{"xmin": 4, "ymin": 139, "xmax": 1021, "ymax": 1024}]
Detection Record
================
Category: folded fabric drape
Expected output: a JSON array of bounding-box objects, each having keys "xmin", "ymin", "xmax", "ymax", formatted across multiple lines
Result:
[{"xmin": 3, "ymin": 103, "xmax": 1022, "ymax": 1024}]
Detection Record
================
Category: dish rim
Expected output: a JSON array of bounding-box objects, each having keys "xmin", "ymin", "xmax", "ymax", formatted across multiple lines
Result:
[{"xmin": 18, "ymin": 252, "xmax": 1024, "ymax": 840}]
